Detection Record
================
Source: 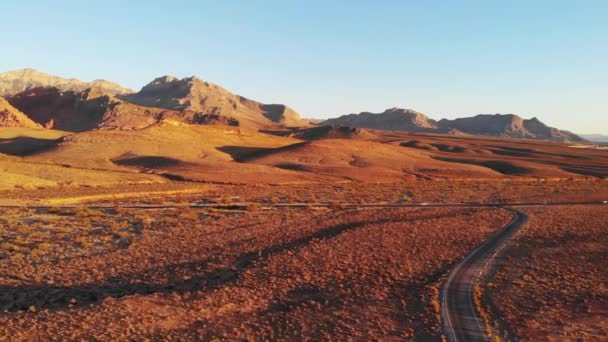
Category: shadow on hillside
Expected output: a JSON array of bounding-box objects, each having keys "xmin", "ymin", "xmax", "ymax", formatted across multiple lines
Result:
[
  {"xmin": 0, "ymin": 136, "xmax": 60, "ymax": 156},
  {"xmin": 217, "ymin": 145, "xmax": 277, "ymax": 161},
  {"xmin": 112, "ymin": 155, "xmax": 185, "ymax": 169},
  {"xmin": 0, "ymin": 210, "xmax": 463, "ymax": 312},
  {"xmin": 259, "ymin": 129, "xmax": 294, "ymax": 137},
  {"xmin": 218, "ymin": 142, "xmax": 308, "ymax": 162},
  {"xmin": 433, "ymin": 157, "xmax": 533, "ymax": 175},
  {"xmin": 488, "ymin": 145, "xmax": 589, "ymax": 160}
]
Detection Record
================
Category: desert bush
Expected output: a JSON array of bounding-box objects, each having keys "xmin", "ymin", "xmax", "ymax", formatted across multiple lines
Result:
[
  {"xmin": 75, "ymin": 207, "xmax": 102, "ymax": 218},
  {"xmin": 328, "ymin": 202, "xmax": 347, "ymax": 210},
  {"xmin": 245, "ymin": 203, "xmax": 262, "ymax": 212}
]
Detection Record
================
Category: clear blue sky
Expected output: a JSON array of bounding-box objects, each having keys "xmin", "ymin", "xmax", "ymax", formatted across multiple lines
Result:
[{"xmin": 3, "ymin": 0, "xmax": 607, "ymax": 133}]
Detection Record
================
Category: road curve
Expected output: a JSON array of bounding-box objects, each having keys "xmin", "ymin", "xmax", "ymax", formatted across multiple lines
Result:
[{"xmin": 441, "ymin": 207, "xmax": 528, "ymax": 342}]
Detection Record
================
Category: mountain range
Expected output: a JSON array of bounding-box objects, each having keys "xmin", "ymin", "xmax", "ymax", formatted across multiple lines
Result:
[
  {"xmin": 322, "ymin": 108, "xmax": 584, "ymax": 143},
  {"xmin": 0, "ymin": 69, "xmax": 587, "ymax": 143},
  {"xmin": 0, "ymin": 69, "xmax": 306, "ymax": 131}
]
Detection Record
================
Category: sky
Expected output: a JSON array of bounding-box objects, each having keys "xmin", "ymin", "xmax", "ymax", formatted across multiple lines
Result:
[{"xmin": 3, "ymin": 0, "xmax": 607, "ymax": 134}]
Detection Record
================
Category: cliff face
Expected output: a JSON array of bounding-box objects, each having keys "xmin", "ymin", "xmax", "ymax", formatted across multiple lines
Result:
[
  {"xmin": 0, "ymin": 96, "xmax": 41, "ymax": 128},
  {"xmin": 7, "ymin": 87, "xmax": 166, "ymax": 132}
]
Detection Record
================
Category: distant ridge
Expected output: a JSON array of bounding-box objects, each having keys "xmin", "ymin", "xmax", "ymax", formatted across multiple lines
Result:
[
  {"xmin": 322, "ymin": 108, "xmax": 584, "ymax": 143},
  {"xmin": 438, "ymin": 114, "xmax": 584, "ymax": 143},
  {"xmin": 0, "ymin": 69, "xmax": 587, "ymax": 143},
  {"xmin": 0, "ymin": 68, "xmax": 133, "ymax": 97},
  {"xmin": 579, "ymin": 134, "xmax": 608, "ymax": 143}
]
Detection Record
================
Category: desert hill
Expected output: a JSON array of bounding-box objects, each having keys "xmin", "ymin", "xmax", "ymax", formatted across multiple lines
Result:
[
  {"xmin": 19, "ymin": 121, "xmax": 323, "ymax": 184},
  {"xmin": 35, "ymin": 121, "xmax": 300, "ymax": 167},
  {"xmin": 0, "ymin": 96, "xmax": 41, "ymax": 128},
  {"xmin": 321, "ymin": 108, "xmax": 440, "ymax": 132},
  {"xmin": 438, "ymin": 114, "xmax": 583, "ymax": 143},
  {"xmin": 236, "ymin": 138, "xmax": 503, "ymax": 181},
  {"xmin": 120, "ymin": 76, "xmax": 305, "ymax": 129},
  {"xmin": 0, "ymin": 68, "xmax": 132, "ymax": 97}
]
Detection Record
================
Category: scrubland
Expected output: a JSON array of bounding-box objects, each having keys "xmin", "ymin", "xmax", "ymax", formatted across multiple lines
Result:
[
  {"xmin": 2, "ymin": 179, "xmax": 605, "ymax": 207},
  {"xmin": 486, "ymin": 206, "xmax": 608, "ymax": 340},
  {"xmin": 0, "ymin": 206, "xmax": 511, "ymax": 339}
]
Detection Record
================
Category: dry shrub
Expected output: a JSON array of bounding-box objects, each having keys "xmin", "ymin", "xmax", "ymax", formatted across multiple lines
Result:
[
  {"xmin": 245, "ymin": 203, "xmax": 263, "ymax": 212},
  {"xmin": 75, "ymin": 207, "xmax": 102, "ymax": 219}
]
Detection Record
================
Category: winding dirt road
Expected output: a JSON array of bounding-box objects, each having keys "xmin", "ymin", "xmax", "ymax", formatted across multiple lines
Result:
[{"xmin": 441, "ymin": 208, "xmax": 528, "ymax": 341}]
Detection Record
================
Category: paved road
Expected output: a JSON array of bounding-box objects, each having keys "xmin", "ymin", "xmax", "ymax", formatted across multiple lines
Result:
[{"xmin": 441, "ymin": 208, "xmax": 528, "ymax": 342}]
